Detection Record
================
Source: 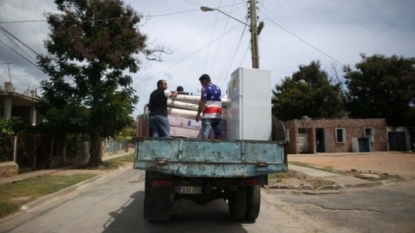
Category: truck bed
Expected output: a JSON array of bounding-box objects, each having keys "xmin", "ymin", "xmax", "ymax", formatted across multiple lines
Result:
[{"xmin": 134, "ymin": 137, "xmax": 287, "ymax": 178}]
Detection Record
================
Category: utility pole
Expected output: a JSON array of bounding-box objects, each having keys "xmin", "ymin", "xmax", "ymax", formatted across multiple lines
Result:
[
  {"xmin": 0, "ymin": 62, "xmax": 12, "ymax": 82},
  {"xmin": 201, "ymin": 2, "xmax": 263, "ymax": 68},
  {"xmin": 249, "ymin": 0, "xmax": 259, "ymax": 69}
]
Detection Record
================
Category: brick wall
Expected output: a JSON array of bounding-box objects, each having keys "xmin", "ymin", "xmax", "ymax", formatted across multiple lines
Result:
[{"xmin": 0, "ymin": 161, "xmax": 18, "ymax": 178}]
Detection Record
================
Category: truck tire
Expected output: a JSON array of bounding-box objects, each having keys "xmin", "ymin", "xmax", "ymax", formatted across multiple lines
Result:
[
  {"xmin": 228, "ymin": 186, "xmax": 247, "ymax": 220},
  {"xmin": 245, "ymin": 185, "xmax": 261, "ymax": 221},
  {"xmin": 144, "ymin": 171, "xmax": 173, "ymax": 221}
]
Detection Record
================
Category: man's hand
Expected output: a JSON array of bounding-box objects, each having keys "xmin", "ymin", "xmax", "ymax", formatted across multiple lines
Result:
[
  {"xmin": 195, "ymin": 115, "xmax": 201, "ymax": 122},
  {"xmin": 169, "ymin": 91, "xmax": 178, "ymax": 98}
]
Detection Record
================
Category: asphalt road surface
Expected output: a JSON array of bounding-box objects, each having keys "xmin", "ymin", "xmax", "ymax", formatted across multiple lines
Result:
[{"xmin": 1, "ymin": 167, "xmax": 414, "ymax": 233}]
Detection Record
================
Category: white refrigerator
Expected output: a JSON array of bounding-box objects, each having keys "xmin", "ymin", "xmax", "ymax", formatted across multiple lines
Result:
[{"xmin": 226, "ymin": 68, "xmax": 272, "ymax": 140}]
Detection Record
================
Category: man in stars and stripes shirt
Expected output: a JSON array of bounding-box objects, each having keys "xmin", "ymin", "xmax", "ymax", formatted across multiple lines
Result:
[{"xmin": 196, "ymin": 74, "xmax": 222, "ymax": 139}]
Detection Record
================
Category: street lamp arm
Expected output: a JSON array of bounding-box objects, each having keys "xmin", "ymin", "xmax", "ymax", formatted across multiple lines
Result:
[{"xmin": 200, "ymin": 6, "xmax": 249, "ymax": 27}]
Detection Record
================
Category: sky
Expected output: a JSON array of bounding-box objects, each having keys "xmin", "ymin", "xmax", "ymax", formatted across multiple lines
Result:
[{"xmin": 0, "ymin": 0, "xmax": 414, "ymax": 117}]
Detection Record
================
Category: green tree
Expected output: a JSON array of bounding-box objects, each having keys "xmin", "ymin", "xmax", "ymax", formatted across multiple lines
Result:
[
  {"xmin": 38, "ymin": 0, "xmax": 149, "ymax": 167},
  {"xmin": 344, "ymin": 54, "xmax": 415, "ymax": 126},
  {"xmin": 35, "ymin": 77, "xmax": 89, "ymax": 160},
  {"xmin": 272, "ymin": 61, "xmax": 345, "ymax": 121}
]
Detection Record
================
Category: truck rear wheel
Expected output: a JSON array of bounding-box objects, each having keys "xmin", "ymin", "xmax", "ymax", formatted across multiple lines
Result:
[
  {"xmin": 144, "ymin": 171, "xmax": 173, "ymax": 221},
  {"xmin": 245, "ymin": 185, "xmax": 261, "ymax": 221},
  {"xmin": 228, "ymin": 186, "xmax": 247, "ymax": 220}
]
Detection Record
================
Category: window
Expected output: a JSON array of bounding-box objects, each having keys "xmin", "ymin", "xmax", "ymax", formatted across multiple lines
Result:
[
  {"xmin": 364, "ymin": 128, "xmax": 374, "ymax": 142},
  {"xmin": 335, "ymin": 128, "xmax": 345, "ymax": 143}
]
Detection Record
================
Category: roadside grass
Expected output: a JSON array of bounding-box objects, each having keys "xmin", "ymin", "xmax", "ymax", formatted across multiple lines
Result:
[
  {"xmin": 99, "ymin": 153, "xmax": 134, "ymax": 170},
  {"xmin": 0, "ymin": 174, "xmax": 96, "ymax": 219}
]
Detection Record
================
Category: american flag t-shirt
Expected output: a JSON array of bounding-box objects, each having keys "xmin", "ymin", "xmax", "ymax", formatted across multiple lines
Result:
[{"xmin": 201, "ymin": 83, "xmax": 222, "ymax": 119}]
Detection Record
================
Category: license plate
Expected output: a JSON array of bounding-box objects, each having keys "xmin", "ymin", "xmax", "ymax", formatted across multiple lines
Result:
[{"xmin": 177, "ymin": 186, "xmax": 202, "ymax": 194}]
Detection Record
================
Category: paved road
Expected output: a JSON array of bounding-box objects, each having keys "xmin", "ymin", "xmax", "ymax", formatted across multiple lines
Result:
[
  {"xmin": 1, "ymin": 167, "xmax": 415, "ymax": 233},
  {"xmin": 271, "ymin": 181, "xmax": 415, "ymax": 233}
]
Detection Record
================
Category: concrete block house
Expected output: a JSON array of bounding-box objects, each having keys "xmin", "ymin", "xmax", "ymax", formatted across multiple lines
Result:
[{"xmin": 283, "ymin": 117, "xmax": 388, "ymax": 154}]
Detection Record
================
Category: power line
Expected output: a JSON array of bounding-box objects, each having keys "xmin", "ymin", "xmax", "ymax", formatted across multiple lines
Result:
[
  {"xmin": 219, "ymin": 18, "xmax": 249, "ymax": 88},
  {"xmin": 135, "ymin": 24, "xmax": 241, "ymax": 87},
  {"xmin": 0, "ymin": 26, "xmax": 40, "ymax": 56},
  {"xmin": 208, "ymin": 0, "xmax": 241, "ymax": 74},
  {"xmin": 0, "ymin": 39, "xmax": 43, "ymax": 72},
  {"xmin": 239, "ymin": 44, "xmax": 250, "ymax": 67},
  {"xmin": 0, "ymin": 30, "xmax": 37, "ymax": 63},
  {"xmin": 0, "ymin": 3, "xmax": 247, "ymax": 25},
  {"xmin": 259, "ymin": 8, "xmax": 344, "ymax": 66},
  {"xmin": 172, "ymin": 17, "xmax": 227, "ymax": 53},
  {"xmin": 202, "ymin": 0, "xmax": 223, "ymax": 72}
]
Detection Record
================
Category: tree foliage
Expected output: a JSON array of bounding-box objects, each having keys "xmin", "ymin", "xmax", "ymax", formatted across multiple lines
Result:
[
  {"xmin": 344, "ymin": 54, "xmax": 415, "ymax": 126},
  {"xmin": 272, "ymin": 61, "xmax": 345, "ymax": 121},
  {"xmin": 38, "ymin": 0, "xmax": 147, "ymax": 167}
]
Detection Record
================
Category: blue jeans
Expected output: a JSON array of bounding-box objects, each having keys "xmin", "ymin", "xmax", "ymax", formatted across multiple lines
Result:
[
  {"xmin": 150, "ymin": 115, "xmax": 170, "ymax": 138},
  {"xmin": 201, "ymin": 118, "xmax": 222, "ymax": 139}
]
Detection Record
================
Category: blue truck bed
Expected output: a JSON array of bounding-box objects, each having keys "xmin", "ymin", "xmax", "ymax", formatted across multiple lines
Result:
[{"xmin": 134, "ymin": 137, "xmax": 287, "ymax": 178}]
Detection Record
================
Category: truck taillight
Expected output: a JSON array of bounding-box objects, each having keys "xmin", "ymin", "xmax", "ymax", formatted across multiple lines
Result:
[
  {"xmin": 240, "ymin": 179, "xmax": 259, "ymax": 185},
  {"xmin": 152, "ymin": 180, "xmax": 173, "ymax": 187}
]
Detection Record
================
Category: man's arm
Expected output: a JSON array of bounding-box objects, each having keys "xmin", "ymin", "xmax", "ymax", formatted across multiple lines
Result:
[
  {"xmin": 165, "ymin": 90, "xmax": 178, "ymax": 98},
  {"xmin": 147, "ymin": 98, "xmax": 151, "ymax": 112},
  {"xmin": 169, "ymin": 91, "xmax": 178, "ymax": 98},
  {"xmin": 196, "ymin": 97, "xmax": 206, "ymax": 122}
]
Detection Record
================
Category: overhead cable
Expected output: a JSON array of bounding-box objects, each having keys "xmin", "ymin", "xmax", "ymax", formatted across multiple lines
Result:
[
  {"xmin": 0, "ymin": 39, "xmax": 43, "ymax": 72},
  {"xmin": 259, "ymin": 8, "xmax": 344, "ymax": 66},
  {"xmin": 135, "ymin": 24, "xmax": 241, "ymax": 87}
]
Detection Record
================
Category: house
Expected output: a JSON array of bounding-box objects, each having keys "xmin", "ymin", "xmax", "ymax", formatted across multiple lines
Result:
[
  {"xmin": 0, "ymin": 82, "xmax": 38, "ymax": 125},
  {"xmin": 283, "ymin": 117, "xmax": 388, "ymax": 154}
]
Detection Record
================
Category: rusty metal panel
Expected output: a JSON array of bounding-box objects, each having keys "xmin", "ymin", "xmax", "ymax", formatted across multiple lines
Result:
[
  {"xmin": 243, "ymin": 141, "xmax": 283, "ymax": 163},
  {"xmin": 180, "ymin": 140, "xmax": 241, "ymax": 162},
  {"xmin": 135, "ymin": 138, "xmax": 287, "ymax": 178},
  {"xmin": 136, "ymin": 139, "xmax": 180, "ymax": 160}
]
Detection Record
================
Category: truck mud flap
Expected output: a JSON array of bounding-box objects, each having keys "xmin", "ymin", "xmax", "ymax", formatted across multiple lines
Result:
[
  {"xmin": 228, "ymin": 186, "xmax": 247, "ymax": 220},
  {"xmin": 144, "ymin": 171, "xmax": 173, "ymax": 221}
]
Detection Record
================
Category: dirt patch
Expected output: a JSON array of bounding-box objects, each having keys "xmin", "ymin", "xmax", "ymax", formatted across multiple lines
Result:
[
  {"xmin": 268, "ymin": 170, "xmax": 335, "ymax": 189},
  {"xmin": 289, "ymin": 153, "xmax": 415, "ymax": 181}
]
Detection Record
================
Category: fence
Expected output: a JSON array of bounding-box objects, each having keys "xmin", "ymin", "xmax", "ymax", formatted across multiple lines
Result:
[
  {"xmin": 102, "ymin": 139, "xmax": 129, "ymax": 155},
  {"xmin": 0, "ymin": 134, "xmax": 132, "ymax": 169}
]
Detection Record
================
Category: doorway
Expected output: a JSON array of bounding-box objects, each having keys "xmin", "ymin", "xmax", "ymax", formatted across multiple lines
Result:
[{"xmin": 315, "ymin": 128, "xmax": 325, "ymax": 152}]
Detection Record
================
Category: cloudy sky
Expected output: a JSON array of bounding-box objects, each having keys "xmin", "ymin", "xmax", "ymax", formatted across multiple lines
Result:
[{"xmin": 1, "ymin": 0, "xmax": 414, "ymax": 117}]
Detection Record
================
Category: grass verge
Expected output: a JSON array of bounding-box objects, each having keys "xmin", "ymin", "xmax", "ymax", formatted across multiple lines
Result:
[
  {"xmin": 99, "ymin": 153, "xmax": 134, "ymax": 170},
  {"xmin": 0, "ymin": 174, "xmax": 96, "ymax": 219}
]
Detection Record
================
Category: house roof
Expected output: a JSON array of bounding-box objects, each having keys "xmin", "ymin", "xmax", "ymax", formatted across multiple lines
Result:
[{"xmin": 0, "ymin": 90, "xmax": 38, "ymax": 107}]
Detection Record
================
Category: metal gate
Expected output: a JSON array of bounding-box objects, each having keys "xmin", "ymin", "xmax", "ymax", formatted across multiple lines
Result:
[{"xmin": 388, "ymin": 132, "xmax": 407, "ymax": 151}]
